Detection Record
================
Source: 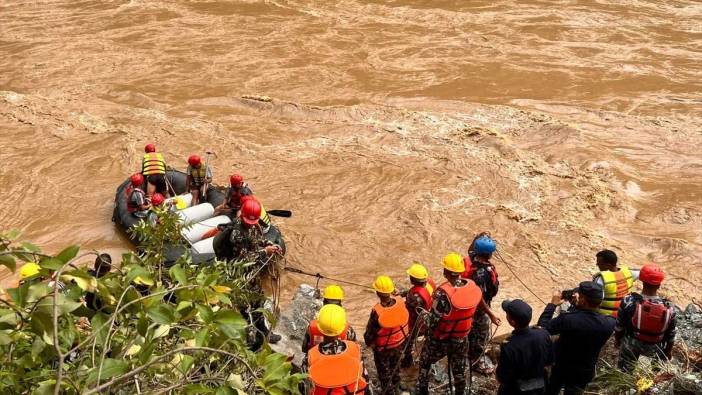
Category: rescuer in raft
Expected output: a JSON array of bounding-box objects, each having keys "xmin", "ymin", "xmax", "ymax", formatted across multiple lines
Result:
[
  {"xmin": 185, "ymin": 154, "xmax": 212, "ymax": 206},
  {"xmin": 214, "ymin": 174, "xmax": 253, "ymax": 218},
  {"xmin": 306, "ymin": 304, "xmax": 368, "ymax": 394},
  {"xmin": 302, "ymin": 285, "xmax": 357, "ymax": 353},
  {"xmin": 400, "ymin": 262, "xmax": 435, "ymax": 368},
  {"xmin": 127, "ymin": 173, "xmax": 150, "ymax": 218},
  {"xmin": 214, "ymin": 198, "xmax": 280, "ymax": 263},
  {"xmin": 615, "ymin": 263, "xmax": 676, "ymax": 372},
  {"xmin": 591, "ymin": 249, "xmax": 639, "ymax": 318},
  {"xmin": 414, "ymin": 253, "xmax": 500, "ymax": 395},
  {"xmin": 363, "ymin": 276, "xmax": 410, "ymax": 395},
  {"xmin": 141, "ymin": 143, "xmax": 168, "ymax": 197}
]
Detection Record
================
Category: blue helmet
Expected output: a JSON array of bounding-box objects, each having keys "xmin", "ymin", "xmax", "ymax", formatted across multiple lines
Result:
[{"xmin": 474, "ymin": 236, "xmax": 496, "ymax": 255}]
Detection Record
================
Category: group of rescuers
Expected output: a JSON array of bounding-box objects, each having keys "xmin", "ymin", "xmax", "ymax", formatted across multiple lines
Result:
[
  {"xmin": 301, "ymin": 236, "xmax": 677, "ymax": 395},
  {"xmin": 124, "ymin": 144, "xmax": 678, "ymax": 395}
]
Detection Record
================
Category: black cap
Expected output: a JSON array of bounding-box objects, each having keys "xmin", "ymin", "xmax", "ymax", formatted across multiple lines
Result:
[
  {"xmin": 577, "ymin": 281, "xmax": 604, "ymax": 302},
  {"xmin": 501, "ymin": 299, "xmax": 532, "ymax": 327}
]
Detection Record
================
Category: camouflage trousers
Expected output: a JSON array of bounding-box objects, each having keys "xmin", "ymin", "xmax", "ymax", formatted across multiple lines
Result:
[
  {"xmin": 415, "ymin": 337, "xmax": 469, "ymax": 395},
  {"xmin": 468, "ymin": 310, "xmax": 491, "ymax": 361},
  {"xmin": 373, "ymin": 345, "xmax": 404, "ymax": 395},
  {"xmin": 617, "ymin": 335, "xmax": 668, "ymax": 372}
]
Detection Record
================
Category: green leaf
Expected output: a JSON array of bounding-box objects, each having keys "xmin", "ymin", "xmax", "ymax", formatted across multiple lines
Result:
[
  {"xmin": 153, "ymin": 324, "xmax": 171, "ymax": 338},
  {"xmin": 177, "ymin": 353, "xmax": 194, "ymax": 375},
  {"xmin": 184, "ymin": 384, "xmax": 214, "ymax": 394},
  {"xmin": 196, "ymin": 304, "xmax": 214, "ymax": 323},
  {"xmin": 6, "ymin": 283, "xmax": 29, "ymax": 307},
  {"xmin": 60, "ymin": 270, "xmax": 97, "ymax": 292},
  {"xmin": 55, "ymin": 245, "xmax": 79, "ymax": 264},
  {"xmin": 215, "ymin": 387, "xmax": 236, "ymax": 395},
  {"xmin": 0, "ymin": 255, "xmax": 16, "ymax": 272},
  {"xmin": 32, "ymin": 380, "xmax": 56, "ymax": 395},
  {"xmin": 31, "ymin": 338, "xmax": 46, "ymax": 356},
  {"xmin": 30, "ymin": 311, "xmax": 54, "ymax": 345},
  {"xmin": 87, "ymin": 358, "xmax": 129, "ymax": 385},
  {"xmin": 214, "ymin": 310, "xmax": 246, "ymax": 339},
  {"xmin": 4, "ymin": 229, "xmax": 20, "ymax": 241},
  {"xmin": 27, "ymin": 283, "xmax": 51, "ymax": 303},
  {"xmin": 35, "ymin": 293, "xmax": 82, "ymax": 316},
  {"xmin": 126, "ymin": 266, "xmax": 153, "ymax": 286},
  {"xmin": 169, "ymin": 264, "xmax": 188, "ymax": 285},
  {"xmin": 0, "ymin": 331, "xmax": 12, "ymax": 345},
  {"xmin": 38, "ymin": 258, "xmax": 63, "ymax": 271},
  {"xmin": 136, "ymin": 313, "xmax": 149, "ymax": 337},
  {"xmin": 21, "ymin": 242, "xmax": 40, "ymax": 253},
  {"xmin": 146, "ymin": 304, "xmax": 175, "ymax": 325},
  {"xmin": 195, "ymin": 328, "xmax": 209, "ymax": 347},
  {"xmin": 0, "ymin": 310, "xmax": 18, "ymax": 330},
  {"xmin": 91, "ymin": 312, "xmax": 109, "ymax": 346},
  {"xmin": 262, "ymin": 353, "xmax": 290, "ymax": 385}
]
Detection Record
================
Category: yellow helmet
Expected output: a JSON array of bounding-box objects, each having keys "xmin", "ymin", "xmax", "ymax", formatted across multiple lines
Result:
[
  {"xmin": 323, "ymin": 285, "xmax": 344, "ymax": 301},
  {"xmin": 442, "ymin": 253, "xmax": 465, "ymax": 273},
  {"xmin": 406, "ymin": 262, "xmax": 429, "ymax": 280},
  {"xmin": 19, "ymin": 262, "xmax": 41, "ymax": 280},
  {"xmin": 372, "ymin": 275, "xmax": 395, "ymax": 294},
  {"xmin": 316, "ymin": 304, "xmax": 347, "ymax": 337}
]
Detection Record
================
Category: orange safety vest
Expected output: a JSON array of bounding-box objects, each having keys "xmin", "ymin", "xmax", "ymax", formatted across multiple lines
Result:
[
  {"xmin": 597, "ymin": 266, "xmax": 634, "ymax": 317},
  {"xmin": 308, "ymin": 341, "xmax": 367, "ymax": 395},
  {"xmin": 142, "ymin": 153, "xmax": 166, "ymax": 175},
  {"xmin": 307, "ymin": 319, "xmax": 350, "ymax": 351},
  {"xmin": 432, "ymin": 280, "xmax": 482, "ymax": 340},
  {"xmin": 373, "ymin": 297, "xmax": 410, "ymax": 351}
]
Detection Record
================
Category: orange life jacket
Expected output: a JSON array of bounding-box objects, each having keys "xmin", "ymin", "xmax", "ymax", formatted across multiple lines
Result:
[
  {"xmin": 408, "ymin": 278, "xmax": 436, "ymax": 312},
  {"xmin": 307, "ymin": 319, "xmax": 350, "ymax": 351},
  {"xmin": 373, "ymin": 297, "xmax": 410, "ymax": 351},
  {"xmin": 308, "ymin": 341, "xmax": 367, "ymax": 395},
  {"xmin": 432, "ymin": 280, "xmax": 482, "ymax": 340}
]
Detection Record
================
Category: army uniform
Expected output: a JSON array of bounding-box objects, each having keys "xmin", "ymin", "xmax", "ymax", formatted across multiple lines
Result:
[
  {"xmin": 464, "ymin": 256, "xmax": 499, "ymax": 364},
  {"xmin": 364, "ymin": 297, "xmax": 409, "ymax": 395}
]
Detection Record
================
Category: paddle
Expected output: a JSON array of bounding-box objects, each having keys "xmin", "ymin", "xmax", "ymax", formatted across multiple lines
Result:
[{"xmin": 267, "ymin": 210, "xmax": 292, "ymax": 218}]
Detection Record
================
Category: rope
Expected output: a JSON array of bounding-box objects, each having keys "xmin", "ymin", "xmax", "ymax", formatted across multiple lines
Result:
[
  {"xmin": 283, "ymin": 266, "xmax": 374, "ymax": 289},
  {"xmin": 495, "ymin": 250, "xmax": 547, "ymax": 305}
]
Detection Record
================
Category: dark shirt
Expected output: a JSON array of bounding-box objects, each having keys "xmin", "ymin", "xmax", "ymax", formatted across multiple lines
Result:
[
  {"xmin": 227, "ymin": 185, "xmax": 253, "ymax": 209},
  {"xmin": 615, "ymin": 293, "xmax": 676, "ymax": 343},
  {"xmin": 496, "ymin": 327, "xmax": 554, "ymax": 393},
  {"xmin": 363, "ymin": 298, "xmax": 398, "ymax": 347},
  {"xmin": 405, "ymin": 287, "xmax": 426, "ymax": 325},
  {"xmin": 537, "ymin": 304, "xmax": 615, "ymax": 379},
  {"xmin": 467, "ymin": 254, "xmax": 499, "ymax": 303}
]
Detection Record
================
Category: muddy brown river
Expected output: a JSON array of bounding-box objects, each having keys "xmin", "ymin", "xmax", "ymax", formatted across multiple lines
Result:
[{"xmin": 1, "ymin": 0, "xmax": 701, "ymax": 329}]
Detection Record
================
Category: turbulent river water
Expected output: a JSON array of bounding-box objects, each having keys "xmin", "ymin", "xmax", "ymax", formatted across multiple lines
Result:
[{"xmin": 1, "ymin": 0, "xmax": 701, "ymax": 328}]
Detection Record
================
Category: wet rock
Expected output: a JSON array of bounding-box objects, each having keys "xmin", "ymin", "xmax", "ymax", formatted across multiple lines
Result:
[{"xmin": 270, "ymin": 284, "xmax": 322, "ymax": 368}]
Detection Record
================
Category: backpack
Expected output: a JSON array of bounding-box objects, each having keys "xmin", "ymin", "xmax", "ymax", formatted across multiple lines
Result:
[{"xmin": 632, "ymin": 297, "xmax": 673, "ymax": 344}]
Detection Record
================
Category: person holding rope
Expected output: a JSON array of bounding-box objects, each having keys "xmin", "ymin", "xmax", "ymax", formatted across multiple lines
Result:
[
  {"xmin": 400, "ymin": 262, "xmax": 435, "ymax": 368},
  {"xmin": 185, "ymin": 154, "xmax": 212, "ymax": 205},
  {"xmin": 496, "ymin": 299, "xmax": 553, "ymax": 395},
  {"xmin": 463, "ymin": 234, "xmax": 500, "ymax": 374},
  {"xmin": 363, "ymin": 276, "xmax": 410, "ymax": 395},
  {"xmin": 302, "ymin": 285, "xmax": 357, "ymax": 353},
  {"xmin": 414, "ymin": 253, "xmax": 499, "ymax": 395},
  {"xmin": 307, "ymin": 304, "xmax": 369, "ymax": 394}
]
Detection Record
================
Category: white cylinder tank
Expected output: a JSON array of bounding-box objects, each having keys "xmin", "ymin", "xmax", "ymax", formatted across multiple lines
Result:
[
  {"xmin": 182, "ymin": 215, "xmax": 232, "ymax": 244},
  {"xmin": 177, "ymin": 203, "xmax": 214, "ymax": 224}
]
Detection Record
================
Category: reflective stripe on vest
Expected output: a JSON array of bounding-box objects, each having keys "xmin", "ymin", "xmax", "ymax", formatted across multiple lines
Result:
[
  {"xmin": 307, "ymin": 320, "xmax": 349, "ymax": 350},
  {"xmin": 632, "ymin": 298, "xmax": 673, "ymax": 344},
  {"xmin": 189, "ymin": 166, "xmax": 208, "ymax": 184},
  {"xmin": 433, "ymin": 280, "xmax": 482, "ymax": 340},
  {"xmin": 308, "ymin": 341, "xmax": 367, "ymax": 394},
  {"xmin": 597, "ymin": 266, "xmax": 634, "ymax": 317},
  {"xmin": 142, "ymin": 153, "xmax": 166, "ymax": 175},
  {"xmin": 373, "ymin": 297, "xmax": 410, "ymax": 351}
]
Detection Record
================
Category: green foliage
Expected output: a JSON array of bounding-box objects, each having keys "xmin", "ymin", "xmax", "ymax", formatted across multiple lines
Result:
[{"xmin": 0, "ymin": 218, "xmax": 303, "ymax": 394}]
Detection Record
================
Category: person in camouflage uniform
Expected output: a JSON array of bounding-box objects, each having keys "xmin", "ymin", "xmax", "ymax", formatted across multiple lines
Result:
[{"xmin": 415, "ymin": 253, "xmax": 499, "ymax": 395}]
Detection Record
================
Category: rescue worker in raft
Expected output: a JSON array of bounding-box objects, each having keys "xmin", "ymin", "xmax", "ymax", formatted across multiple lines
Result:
[
  {"xmin": 127, "ymin": 173, "xmax": 150, "ymax": 218},
  {"xmin": 463, "ymin": 234, "xmax": 500, "ymax": 374},
  {"xmin": 214, "ymin": 174, "xmax": 253, "ymax": 219},
  {"xmin": 302, "ymin": 285, "xmax": 357, "ymax": 353},
  {"xmin": 146, "ymin": 193, "xmax": 166, "ymax": 227},
  {"xmin": 414, "ymin": 253, "xmax": 500, "ymax": 395},
  {"xmin": 215, "ymin": 198, "xmax": 280, "ymax": 264},
  {"xmin": 141, "ymin": 143, "xmax": 168, "ymax": 197},
  {"xmin": 592, "ymin": 249, "xmax": 639, "ymax": 318},
  {"xmin": 307, "ymin": 304, "xmax": 368, "ymax": 394},
  {"xmin": 185, "ymin": 154, "xmax": 212, "ymax": 206},
  {"xmin": 364, "ymin": 276, "xmax": 410, "ymax": 395},
  {"xmin": 400, "ymin": 262, "xmax": 435, "ymax": 368},
  {"xmin": 615, "ymin": 264, "xmax": 676, "ymax": 372}
]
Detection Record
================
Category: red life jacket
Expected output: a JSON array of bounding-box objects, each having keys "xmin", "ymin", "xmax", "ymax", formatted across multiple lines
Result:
[
  {"xmin": 227, "ymin": 184, "xmax": 250, "ymax": 209},
  {"xmin": 632, "ymin": 298, "xmax": 674, "ymax": 344},
  {"xmin": 373, "ymin": 297, "xmax": 410, "ymax": 351},
  {"xmin": 432, "ymin": 280, "xmax": 482, "ymax": 340},
  {"xmin": 308, "ymin": 341, "xmax": 367, "ymax": 394},
  {"xmin": 126, "ymin": 187, "xmax": 145, "ymax": 213},
  {"xmin": 408, "ymin": 278, "xmax": 436, "ymax": 311},
  {"xmin": 307, "ymin": 319, "xmax": 350, "ymax": 351}
]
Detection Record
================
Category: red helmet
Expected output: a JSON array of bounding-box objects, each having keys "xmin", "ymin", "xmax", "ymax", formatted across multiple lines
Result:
[
  {"xmin": 130, "ymin": 173, "xmax": 144, "ymax": 186},
  {"xmin": 230, "ymin": 174, "xmax": 244, "ymax": 186},
  {"xmin": 188, "ymin": 154, "xmax": 201, "ymax": 167},
  {"xmin": 151, "ymin": 193, "xmax": 165, "ymax": 206},
  {"xmin": 145, "ymin": 143, "xmax": 156, "ymax": 153},
  {"xmin": 640, "ymin": 264, "xmax": 665, "ymax": 285},
  {"xmin": 240, "ymin": 199, "xmax": 262, "ymax": 226}
]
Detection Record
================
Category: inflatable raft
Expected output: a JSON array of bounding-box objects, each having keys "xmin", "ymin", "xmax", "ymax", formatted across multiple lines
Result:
[{"xmin": 113, "ymin": 170, "xmax": 285, "ymax": 264}]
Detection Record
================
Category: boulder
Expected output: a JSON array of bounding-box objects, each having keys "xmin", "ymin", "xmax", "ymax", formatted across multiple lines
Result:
[{"xmin": 270, "ymin": 284, "xmax": 322, "ymax": 368}]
